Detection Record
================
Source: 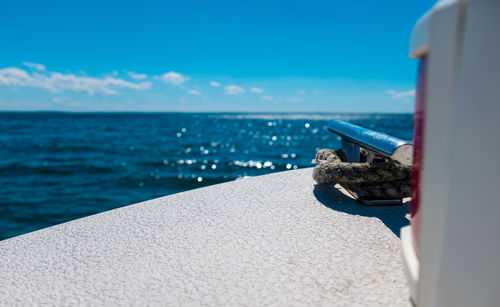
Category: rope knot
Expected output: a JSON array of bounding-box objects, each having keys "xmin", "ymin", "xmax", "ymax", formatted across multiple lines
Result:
[{"xmin": 313, "ymin": 149, "xmax": 411, "ymax": 200}]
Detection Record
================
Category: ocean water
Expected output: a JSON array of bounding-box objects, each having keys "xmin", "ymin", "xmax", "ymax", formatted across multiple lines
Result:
[{"xmin": 0, "ymin": 112, "xmax": 413, "ymax": 240}]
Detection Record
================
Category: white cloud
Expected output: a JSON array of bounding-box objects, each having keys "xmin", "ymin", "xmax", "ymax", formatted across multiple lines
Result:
[
  {"xmin": 286, "ymin": 97, "xmax": 303, "ymax": 102},
  {"xmin": 22, "ymin": 62, "xmax": 46, "ymax": 71},
  {"xmin": 0, "ymin": 67, "xmax": 152, "ymax": 95},
  {"xmin": 188, "ymin": 89, "xmax": 201, "ymax": 95},
  {"xmin": 250, "ymin": 87, "xmax": 264, "ymax": 94},
  {"xmin": 224, "ymin": 85, "xmax": 245, "ymax": 95},
  {"xmin": 261, "ymin": 95, "xmax": 274, "ymax": 101},
  {"xmin": 161, "ymin": 71, "xmax": 190, "ymax": 86},
  {"xmin": 128, "ymin": 71, "xmax": 147, "ymax": 80},
  {"xmin": 297, "ymin": 89, "xmax": 306, "ymax": 95},
  {"xmin": 386, "ymin": 89, "xmax": 416, "ymax": 100},
  {"xmin": 209, "ymin": 81, "xmax": 220, "ymax": 87}
]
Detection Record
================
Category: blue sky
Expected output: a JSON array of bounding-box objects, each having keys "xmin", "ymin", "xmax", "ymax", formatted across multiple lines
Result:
[{"xmin": 0, "ymin": 0, "xmax": 435, "ymax": 112}]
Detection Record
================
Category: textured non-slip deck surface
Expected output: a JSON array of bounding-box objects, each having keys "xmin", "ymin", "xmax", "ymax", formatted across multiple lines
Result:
[{"xmin": 0, "ymin": 168, "xmax": 410, "ymax": 306}]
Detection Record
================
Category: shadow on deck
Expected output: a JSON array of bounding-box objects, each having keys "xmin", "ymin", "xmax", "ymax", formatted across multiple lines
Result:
[{"xmin": 313, "ymin": 183, "xmax": 410, "ymax": 237}]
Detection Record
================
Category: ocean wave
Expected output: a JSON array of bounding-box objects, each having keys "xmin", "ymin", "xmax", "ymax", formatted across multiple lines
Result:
[{"xmin": 0, "ymin": 112, "xmax": 413, "ymax": 240}]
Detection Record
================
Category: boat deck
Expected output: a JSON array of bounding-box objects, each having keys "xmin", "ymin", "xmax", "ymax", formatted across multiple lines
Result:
[{"xmin": 0, "ymin": 168, "xmax": 410, "ymax": 306}]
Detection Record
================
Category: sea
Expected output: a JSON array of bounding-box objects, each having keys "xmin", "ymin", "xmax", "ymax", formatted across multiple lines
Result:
[{"xmin": 0, "ymin": 112, "xmax": 413, "ymax": 240}]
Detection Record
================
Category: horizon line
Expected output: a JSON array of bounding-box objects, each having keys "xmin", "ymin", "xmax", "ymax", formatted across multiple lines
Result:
[{"xmin": 0, "ymin": 110, "xmax": 414, "ymax": 114}]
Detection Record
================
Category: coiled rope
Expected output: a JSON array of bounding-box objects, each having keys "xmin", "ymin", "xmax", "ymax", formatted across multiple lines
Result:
[{"xmin": 313, "ymin": 148, "xmax": 412, "ymax": 199}]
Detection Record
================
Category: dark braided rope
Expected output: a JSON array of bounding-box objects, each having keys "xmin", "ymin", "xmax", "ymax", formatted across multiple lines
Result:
[{"xmin": 313, "ymin": 149, "xmax": 412, "ymax": 199}]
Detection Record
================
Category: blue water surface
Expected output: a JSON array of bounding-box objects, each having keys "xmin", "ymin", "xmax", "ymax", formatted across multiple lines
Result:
[{"xmin": 0, "ymin": 112, "xmax": 413, "ymax": 240}]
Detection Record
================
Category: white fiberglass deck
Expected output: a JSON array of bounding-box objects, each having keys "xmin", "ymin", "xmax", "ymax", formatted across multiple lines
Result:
[{"xmin": 0, "ymin": 168, "xmax": 409, "ymax": 306}]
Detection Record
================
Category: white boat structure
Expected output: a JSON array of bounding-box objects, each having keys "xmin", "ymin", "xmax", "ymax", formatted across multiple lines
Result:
[
  {"xmin": 401, "ymin": 0, "xmax": 500, "ymax": 306},
  {"xmin": 0, "ymin": 169, "xmax": 410, "ymax": 305},
  {"xmin": 1, "ymin": 0, "xmax": 499, "ymax": 305}
]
